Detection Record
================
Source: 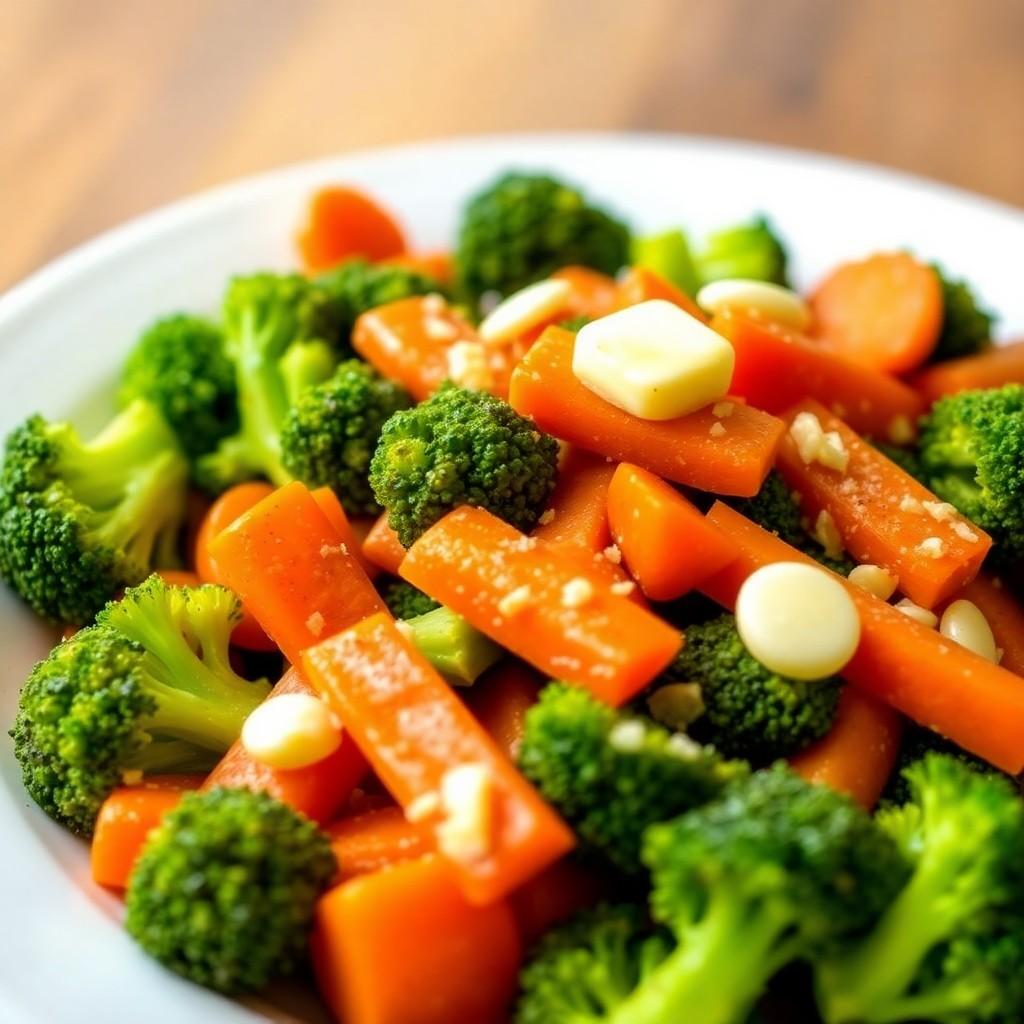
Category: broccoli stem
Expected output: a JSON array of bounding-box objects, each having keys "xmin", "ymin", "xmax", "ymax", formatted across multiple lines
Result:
[
  {"xmin": 279, "ymin": 339, "xmax": 336, "ymax": 406},
  {"xmin": 127, "ymin": 738, "xmax": 221, "ymax": 775},
  {"xmin": 139, "ymin": 678, "xmax": 263, "ymax": 751},
  {"xmin": 403, "ymin": 606, "xmax": 502, "ymax": 686}
]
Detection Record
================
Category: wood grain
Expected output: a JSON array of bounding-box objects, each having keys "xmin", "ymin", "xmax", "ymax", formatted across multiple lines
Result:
[{"xmin": 2, "ymin": 0, "xmax": 1022, "ymax": 290}]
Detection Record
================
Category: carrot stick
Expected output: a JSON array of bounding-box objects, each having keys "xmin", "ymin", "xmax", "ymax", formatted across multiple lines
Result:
[
  {"xmin": 400, "ymin": 506, "xmax": 681, "ymax": 705},
  {"xmin": 201, "ymin": 667, "xmax": 367, "ymax": 824},
  {"xmin": 380, "ymin": 250, "xmax": 454, "ymax": 286},
  {"xmin": 466, "ymin": 661, "xmax": 544, "ymax": 762},
  {"xmin": 533, "ymin": 447, "xmax": 617, "ymax": 552},
  {"xmin": 510, "ymin": 857, "xmax": 610, "ymax": 946},
  {"xmin": 911, "ymin": 340, "xmax": 1024, "ymax": 404},
  {"xmin": 607, "ymin": 463, "xmax": 739, "ymax": 601},
  {"xmin": 714, "ymin": 309, "xmax": 926, "ymax": 440},
  {"xmin": 302, "ymin": 613, "xmax": 575, "ymax": 904},
  {"xmin": 312, "ymin": 855, "xmax": 521, "ymax": 1024},
  {"xmin": 551, "ymin": 266, "xmax": 619, "ymax": 319},
  {"xmin": 810, "ymin": 252, "xmax": 943, "ymax": 374},
  {"xmin": 310, "ymin": 486, "xmax": 380, "ymax": 581},
  {"xmin": 296, "ymin": 186, "xmax": 406, "ymax": 274},
  {"xmin": 789, "ymin": 688, "xmax": 903, "ymax": 810},
  {"xmin": 208, "ymin": 481, "xmax": 388, "ymax": 666},
  {"xmin": 91, "ymin": 776, "xmax": 205, "ymax": 888},
  {"xmin": 616, "ymin": 265, "xmax": 707, "ymax": 321},
  {"xmin": 509, "ymin": 326, "xmax": 785, "ymax": 497},
  {"xmin": 956, "ymin": 574, "xmax": 1024, "ymax": 678},
  {"xmin": 775, "ymin": 399, "xmax": 991, "ymax": 607},
  {"xmin": 701, "ymin": 502, "xmax": 1024, "ymax": 774},
  {"xmin": 362, "ymin": 512, "xmax": 407, "ymax": 575},
  {"xmin": 328, "ymin": 806, "xmax": 435, "ymax": 882}
]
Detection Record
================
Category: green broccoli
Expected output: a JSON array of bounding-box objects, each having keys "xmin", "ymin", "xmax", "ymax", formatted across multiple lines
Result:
[
  {"xmin": 381, "ymin": 579, "xmax": 440, "ymax": 620},
  {"xmin": 630, "ymin": 229, "xmax": 700, "ymax": 295},
  {"xmin": 369, "ymin": 383, "xmax": 559, "ymax": 547},
  {"xmin": 0, "ymin": 400, "xmax": 188, "ymax": 623},
  {"xmin": 119, "ymin": 314, "xmax": 239, "ymax": 460},
  {"xmin": 455, "ymin": 172, "xmax": 630, "ymax": 303},
  {"xmin": 402, "ymin": 603, "xmax": 502, "ymax": 686},
  {"xmin": 557, "ymin": 314, "xmax": 593, "ymax": 332},
  {"xmin": 280, "ymin": 360, "xmax": 411, "ymax": 516},
  {"xmin": 10, "ymin": 576, "xmax": 270, "ymax": 835},
  {"xmin": 125, "ymin": 787, "xmax": 336, "ymax": 994},
  {"xmin": 918, "ymin": 385, "xmax": 1024, "ymax": 565},
  {"xmin": 929, "ymin": 265, "xmax": 995, "ymax": 363},
  {"xmin": 194, "ymin": 273, "xmax": 341, "ymax": 493},
  {"xmin": 660, "ymin": 613, "xmax": 841, "ymax": 762},
  {"xmin": 816, "ymin": 754, "xmax": 1024, "ymax": 1024},
  {"xmin": 518, "ymin": 683, "xmax": 746, "ymax": 873},
  {"xmin": 695, "ymin": 216, "xmax": 789, "ymax": 287}
]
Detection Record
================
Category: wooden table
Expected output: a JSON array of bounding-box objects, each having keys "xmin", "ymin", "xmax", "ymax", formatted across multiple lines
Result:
[{"xmin": 4, "ymin": 0, "xmax": 1022, "ymax": 291}]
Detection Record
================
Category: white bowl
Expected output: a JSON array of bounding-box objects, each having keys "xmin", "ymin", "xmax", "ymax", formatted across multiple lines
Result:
[{"xmin": 1, "ymin": 133, "xmax": 1022, "ymax": 1023}]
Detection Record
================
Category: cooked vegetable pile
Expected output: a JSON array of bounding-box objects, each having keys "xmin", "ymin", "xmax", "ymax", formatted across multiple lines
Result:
[{"xmin": 2, "ymin": 173, "xmax": 1023, "ymax": 1024}]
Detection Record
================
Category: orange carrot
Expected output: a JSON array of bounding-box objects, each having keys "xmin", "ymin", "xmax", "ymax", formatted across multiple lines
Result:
[
  {"xmin": 312, "ymin": 855, "xmax": 521, "ymax": 1024},
  {"xmin": 956, "ymin": 574, "xmax": 1024, "ymax": 678},
  {"xmin": 353, "ymin": 295, "xmax": 479, "ymax": 402},
  {"xmin": 776, "ymin": 399, "xmax": 991, "ymax": 607},
  {"xmin": 551, "ymin": 266, "xmax": 619, "ymax": 319},
  {"xmin": 194, "ymin": 481, "xmax": 278, "ymax": 651},
  {"xmin": 789, "ymin": 687, "xmax": 903, "ymax": 810},
  {"xmin": 91, "ymin": 775, "xmax": 205, "ymax": 888},
  {"xmin": 310, "ymin": 486, "xmax": 380, "ymax": 581},
  {"xmin": 810, "ymin": 252, "xmax": 943, "ymax": 374},
  {"xmin": 911, "ymin": 340, "xmax": 1024, "ymax": 404},
  {"xmin": 533, "ymin": 447, "xmax": 617, "ymax": 552},
  {"xmin": 303, "ymin": 613, "xmax": 575, "ymax": 904},
  {"xmin": 328, "ymin": 806, "xmax": 434, "ymax": 882},
  {"xmin": 701, "ymin": 502, "xmax": 1024, "ymax": 773},
  {"xmin": 207, "ymin": 481, "xmax": 388, "ymax": 666},
  {"xmin": 380, "ymin": 250, "xmax": 455, "ymax": 286},
  {"xmin": 202, "ymin": 667, "xmax": 367, "ymax": 824},
  {"xmin": 607, "ymin": 463, "xmax": 738, "ymax": 601},
  {"xmin": 466, "ymin": 661, "xmax": 543, "ymax": 762},
  {"xmin": 362, "ymin": 512, "xmax": 407, "ymax": 575},
  {"xmin": 616, "ymin": 265, "xmax": 707, "ymax": 321},
  {"xmin": 297, "ymin": 186, "xmax": 406, "ymax": 273},
  {"xmin": 509, "ymin": 326, "xmax": 785, "ymax": 497},
  {"xmin": 400, "ymin": 506, "xmax": 681, "ymax": 704},
  {"xmin": 714, "ymin": 309, "xmax": 926, "ymax": 440},
  {"xmin": 510, "ymin": 857, "xmax": 610, "ymax": 946}
]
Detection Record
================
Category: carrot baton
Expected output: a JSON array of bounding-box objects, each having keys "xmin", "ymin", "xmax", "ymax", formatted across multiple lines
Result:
[
  {"xmin": 327, "ymin": 805, "xmax": 435, "ymax": 882},
  {"xmin": 466, "ymin": 661, "xmax": 544, "ymax": 762},
  {"xmin": 302, "ymin": 613, "xmax": 575, "ymax": 904},
  {"xmin": 912, "ymin": 340, "xmax": 1024, "ymax": 404},
  {"xmin": 510, "ymin": 857, "xmax": 610, "ymax": 946},
  {"xmin": 616, "ymin": 265, "xmax": 707, "ymax": 321},
  {"xmin": 362, "ymin": 511, "xmax": 407, "ymax": 575},
  {"xmin": 701, "ymin": 502, "xmax": 1024, "ymax": 774},
  {"xmin": 955, "ymin": 574, "xmax": 1024, "ymax": 678},
  {"xmin": 207, "ymin": 481, "xmax": 387, "ymax": 666},
  {"xmin": 533, "ymin": 447, "xmax": 617, "ymax": 553},
  {"xmin": 509, "ymin": 326, "xmax": 784, "ymax": 497},
  {"xmin": 775, "ymin": 398, "xmax": 991, "ymax": 608},
  {"xmin": 551, "ymin": 266, "xmax": 619, "ymax": 319},
  {"xmin": 310, "ymin": 485, "xmax": 380, "ymax": 581},
  {"xmin": 400, "ymin": 506, "xmax": 681, "ymax": 705}
]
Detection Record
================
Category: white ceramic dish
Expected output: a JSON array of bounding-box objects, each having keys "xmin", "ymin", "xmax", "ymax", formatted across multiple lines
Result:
[{"xmin": 1, "ymin": 133, "xmax": 1022, "ymax": 1023}]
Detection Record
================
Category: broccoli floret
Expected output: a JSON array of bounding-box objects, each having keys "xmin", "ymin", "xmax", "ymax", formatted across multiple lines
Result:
[
  {"xmin": 381, "ymin": 579, "xmax": 440, "ymax": 620},
  {"xmin": 516, "ymin": 905, "xmax": 671, "ymax": 1024},
  {"xmin": 631, "ymin": 229, "xmax": 700, "ymax": 295},
  {"xmin": 194, "ymin": 273, "xmax": 341, "ymax": 493},
  {"xmin": 0, "ymin": 400, "xmax": 188, "ymax": 623},
  {"xmin": 695, "ymin": 216, "xmax": 789, "ymax": 287},
  {"xmin": 125, "ymin": 787, "xmax": 335, "ymax": 993},
  {"xmin": 455, "ymin": 172, "xmax": 630, "ymax": 303},
  {"xmin": 280, "ymin": 360, "xmax": 411, "ymax": 516},
  {"xmin": 518, "ymin": 683, "xmax": 746, "ymax": 874},
  {"xmin": 929, "ymin": 265, "xmax": 995, "ymax": 363},
  {"xmin": 918, "ymin": 385, "xmax": 1024, "ymax": 565},
  {"xmin": 10, "ymin": 577, "xmax": 270, "ymax": 835},
  {"xmin": 316, "ymin": 259, "xmax": 442, "ymax": 345},
  {"xmin": 401, "ymin": 603, "xmax": 502, "ymax": 686},
  {"xmin": 661, "ymin": 613, "xmax": 841, "ymax": 762},
  {"xmin": 727, "ymin": 471, "xmax": 855, "ymax": 574},
  {"xmin": 557, "ymin": 314, "xmax": 592, "ymax": 332},
  {"xmin": 119, "ymin": 314, "xmax": 239, "ymax": 460},
  {"xmin": 369, "ymin": 383, "xmax": 559, "ymax": 547},
  {"xmin": 816, "ymin": 755, "xmax": 1024, "ymax": 1023}
]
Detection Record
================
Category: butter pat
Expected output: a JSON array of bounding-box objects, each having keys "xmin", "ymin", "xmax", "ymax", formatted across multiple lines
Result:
[
  {"xmin": 572, "ymin": 300, "xmax": 735, "ymax": 420},
  {"xmin": 696, "ymin": 278, "xmax": 812, "ymax": 331},
  {"xmin": 241, "ymin": 693, "xmax": 342, "ymax": 770}
]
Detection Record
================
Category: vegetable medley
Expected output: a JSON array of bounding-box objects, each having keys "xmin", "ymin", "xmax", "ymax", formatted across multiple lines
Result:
[{"xmin": 4, "ymin": 169, "xmax": 1024, "ymax": 1024}]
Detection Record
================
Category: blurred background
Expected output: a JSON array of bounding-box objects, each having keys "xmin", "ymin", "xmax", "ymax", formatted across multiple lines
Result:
[{"xmin": 3, "ymin": 0, "xmax": 1023, "ymax": 291}]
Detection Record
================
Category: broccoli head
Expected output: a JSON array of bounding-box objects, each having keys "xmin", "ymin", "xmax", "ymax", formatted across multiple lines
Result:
[
  {"xmin": 125, "ymin": 787, "xmax": 336, "ymax": 993},
  {"xmin": 662, "ymin": 613, "xmax": 842, "ymax": 762},
  {"xmin": 369, "ymin": 383, "xmax": 559, "ymax": 547},
  {"xmin": 0, "ymin": 400, "xmax": 188, "ymax": 623},
  {"xmin": 119, "ymin": 314, "xmax": 239, "ymax": 459},
  {"xmin": 10, "ymin": 577, "xmax": 270, "ymax": 834},
  {"xmin": 918, "ymin": 385, "xmax": 1024, "ymax": 565},
  {"xmin": 455, "ymin": 172, "xmax": 630, "ymax": 303},
  {"xmin": 381, "ymin": 579, "xmax": 440, "ymax": 620},
  {"xmin": 518, "ymin": 683, "xmax": 746, "ymax": 873},
  {"xmin": 929, "ymin": 265, "xmax": 995, "ymax": 363},
  {"xmin": 816, "ymin": 754, "xmax": 1024, "ymax": 1024},
  {"xmin": 401, "ymin": 603, "xmax": 503, "ymax": 686},
  {"xmin": 280, "ymin": 359, "xmax": 412, "ymax": 516},
  {"xmin": 695, "ymin": 216, "xmax": 789, "ymax": 287}
]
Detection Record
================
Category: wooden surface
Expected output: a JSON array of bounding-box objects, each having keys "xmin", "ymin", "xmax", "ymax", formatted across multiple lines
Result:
[{"xmin": 3, "ymin": 0, "xmax": 1023, "ymax": 291}]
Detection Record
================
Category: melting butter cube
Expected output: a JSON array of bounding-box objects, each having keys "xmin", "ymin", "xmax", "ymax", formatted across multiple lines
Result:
[{"xmin": 572, "ymin": 300, "xmax": 735, "ymax": 420}]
